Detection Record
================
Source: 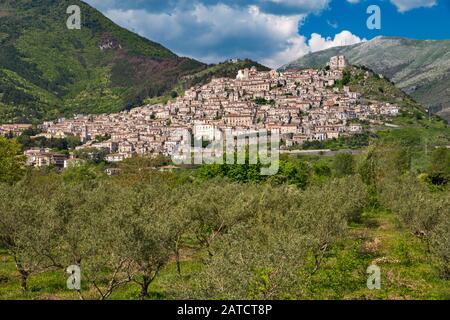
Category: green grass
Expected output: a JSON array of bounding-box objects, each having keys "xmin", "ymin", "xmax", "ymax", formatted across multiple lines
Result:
[
  {"xmin": 375, "ymin": 121, "xmax": 450, "ymax": 173},
  {"xmin": 304, "ymin": 209, "xmax": 450, "ymax": 300},
  {"xmin": 1, "ymin": 208, "xmax": 448, "ymax": 300}
]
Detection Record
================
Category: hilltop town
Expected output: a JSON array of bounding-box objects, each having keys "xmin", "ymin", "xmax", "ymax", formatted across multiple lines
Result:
[{"xmin": 1, "ymin": 56, "xmax": 400, "ymax": 167}]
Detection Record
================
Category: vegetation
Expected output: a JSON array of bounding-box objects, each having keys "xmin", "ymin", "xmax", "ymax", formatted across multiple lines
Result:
[
  {"xmin": 0, "ymin": 6, "xmax": 449, "ymax": 299},
  {"xmin": 298, "ymin": 133, "xmax": 376, "ymax": 151},
  {"xmin": 428, "ymin": 147, "xmax": 450, "ymax": 186},
  {"xmin": 0, "ymin": 0, "xmax": 273, "ymax": 124},
  {"xmin": 162, "ymin": 59, "xmax": 270, "ymax": 103},
  {"xmin": 0, "ymin": 131, "xmax": 449, "ymax": 300},
  {"xmin": 17, "ymin": 136, "xmax": 82, "ymax": 154},
  {"xmin": 334, "ymin": 69, "xmax": 351, "ymax": 88},
  {"xmin": 333, "ymin": 153, "xmax": 355, "ymax": 177},
  {"xmin": 0, "ymin": 0, "xmax": 206, "ymax": 123},
  {"xmin": 254, "ymin": 98, "xmax": 275, "ymax": 106},
  {"xmin": 0, "ymin": 137, "xmax": 25, "ymax": 184}
]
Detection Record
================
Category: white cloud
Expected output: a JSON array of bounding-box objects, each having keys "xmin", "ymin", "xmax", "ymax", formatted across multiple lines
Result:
[
  {"xmin": 99, "ymin": 2, "xmax": 364, "ymax": 68},
  {"xmin": 85, "ymin": 0, "xmax": 331, "ymax": 15},
  {"xmin": 308, "ymin": 30, "xmax": 366, "ymax": 53},
  {"xmin": 390, "ymin": 0, "xmax": 437, "ymax": 12},
  {"xmin": 105, "ymin": 4, "xmax": 312, "ymax": 68},
  {"xmin": 345, "ymin": 0, "xmax": 437, "ymax": 12},
  {"xmin": 261, "ymin": 0, "xmax": 330, "ymax": 12}
]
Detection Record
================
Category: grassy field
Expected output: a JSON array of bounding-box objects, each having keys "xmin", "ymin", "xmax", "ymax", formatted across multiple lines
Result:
[{"xmin": 1, "ymin": 207, "xmax": 448, "ymax": 300}]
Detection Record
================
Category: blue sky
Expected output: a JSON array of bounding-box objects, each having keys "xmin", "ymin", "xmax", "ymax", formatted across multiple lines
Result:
[{"xmin": 84, "ymin": 0, "xmax": 450, "ymax": 68}]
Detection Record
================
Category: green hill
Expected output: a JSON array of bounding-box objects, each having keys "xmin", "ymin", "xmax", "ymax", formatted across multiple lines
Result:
[
  {"xmin": 281, "ymin": 37, "xmax": 450, "ymax": 122},
  {"xmin": 0, "ymin": 0, "xmax": 207, "ymax": 123},
  {"xmin": 143, "ymin": 59, "xmax": 271, "ymax": 105},
  {"xmin": 171, "ymin": 59, "xmax": 270, "ymax": 98}
]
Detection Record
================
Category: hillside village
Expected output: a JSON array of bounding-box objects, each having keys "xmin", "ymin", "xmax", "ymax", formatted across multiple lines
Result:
[{"xmin": 1, "ymin": 56, "xmax": 400, "ymax": 168}]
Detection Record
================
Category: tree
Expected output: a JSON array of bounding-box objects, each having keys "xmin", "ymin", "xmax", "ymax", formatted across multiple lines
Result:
[
  {"xmin": 192, "ymin": 221, "xmax": 310, "ymax": 300},
  {"xmin": 333, "ymin": 153, "xmax": 355, "ymax": 177},
  {"xmin": 183, "ymin": 180, "xmax": 257, "ymax": 256},
  {"xmin": 198, "ymin": 164, "xmax": 227, "ymax": 180},
  {"xmin": 61, "ymin": 164, "xmax": 105, "ymax": 187},
  {"xmin": 379, "ymin": 174, "xmax": 450, "ymax": 279},
  {"xmin": 313, "ymin": 161, "xmax": 332, "ymax": 178},
  {"xmin": 94, "ymin": 134, "xmax": 111, "ymax": 143},
  {"xmin": 292, "ymin": 177, "xmax": 368, "ymax": 273},
  {"xmin": 428, "ymin": 147, "xmax": 450, "ymax": 186},
  {"xmin": 0, "ymin": 137, "xmax": 25, "ymax": 184},
  {"xmin": 0, "ymin": 179, "xmax": 62, "ymax": 292},
  {"xmin": 73, "ymin": 147, "xmax": 109, "ymax": 164},
  {"xmin": 430, "ymin": 214, "xmax": 450, "ymax": 280},
  {"xmin": 378, "ymin": 174, "xmax": 445, "ymax": 238},
  {"xmin": 16, "ymin": 128, "xmax": 40, "ymax": 149},
  {"xmin": 189, "ymin": 185, "xmax": 309, "ymax": 300},
  {"xmin": 358, "ymin": 143, "xmax": 411, "ymax": 189},
  {"xmin": 118, "ymin": 155, "xmax": 171, "ymax": 175},
  {"xmin": 116, "ymin": 183, "xmax": 179, "ymax": 299},
  {"xmin": 282, "ymin": 160, "xmax": 310, "ymax": 189},
  {"xmin": 169, "ymin": 186, "xmax": 196, "ymax": 276},
  {"xmin": 51, "ymin": 181, "xmax": 135, "ymax": 300}
]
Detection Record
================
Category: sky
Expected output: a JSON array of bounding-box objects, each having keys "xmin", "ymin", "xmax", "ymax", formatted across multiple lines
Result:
[{"xmin": 84, "ymin": 0, "xmax": 450, "ymax": 68}]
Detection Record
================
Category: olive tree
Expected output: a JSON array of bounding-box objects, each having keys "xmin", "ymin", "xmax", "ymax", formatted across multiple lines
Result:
[
  {"xmin": 430, "ymin": 212, "xmax": 450, "ymax": 279},
  {"xmin": 379, "ymin": 175, "xmax": 446, "ymax": 237},
  {"xmin": 170, "ymin": 187, "xmax": 195, "ymax": 276},
  {"xmin": 186, "ymin": 184, "xmax": 307, "ymax": 300},
  {"xmin": 114, "ymin": 182, "xmax": 181, "ymax": 299},
  {"xmin": 378, "ymin": 174, "xmax": 450, "ymax": 279},
  {"xmin": 51, "ymin": 181, "xmax": 135, "ymax": 300},
  {"xmin": 358, "ymin": 143, "xmax": 411, "ymax": 188},
  {"xmin": 0, "ymin": 180, "xmax": 61, "ymax": 292},
  {"xmin": 183, "ymin": 179, "xmax": 258, "ymax": 256},
  {"xmin": 292, "ymin": 176, "xmax": 368, "ymax": 274},
  {"xmin": 333, "ymin": 153, "xmax": 355, "ymax": 177},
  {"xmin": 191, "ymin": 214, "xmax": 310, "ymax": 299}
]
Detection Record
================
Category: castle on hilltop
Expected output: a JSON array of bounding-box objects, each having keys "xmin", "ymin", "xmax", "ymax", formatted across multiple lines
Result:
[{"xmin": 328, "ymin": 56, "xmax": 348, "ymax": 70}]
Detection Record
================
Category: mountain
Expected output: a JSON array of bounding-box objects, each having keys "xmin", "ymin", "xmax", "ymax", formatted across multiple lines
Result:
[
  {"xmin": 281, "ymin": 37, "xmax": 450, "ymax": 121},
  {"xmin": 0, "ymin": 0, "xmax": 208, "ymax": 123}
]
